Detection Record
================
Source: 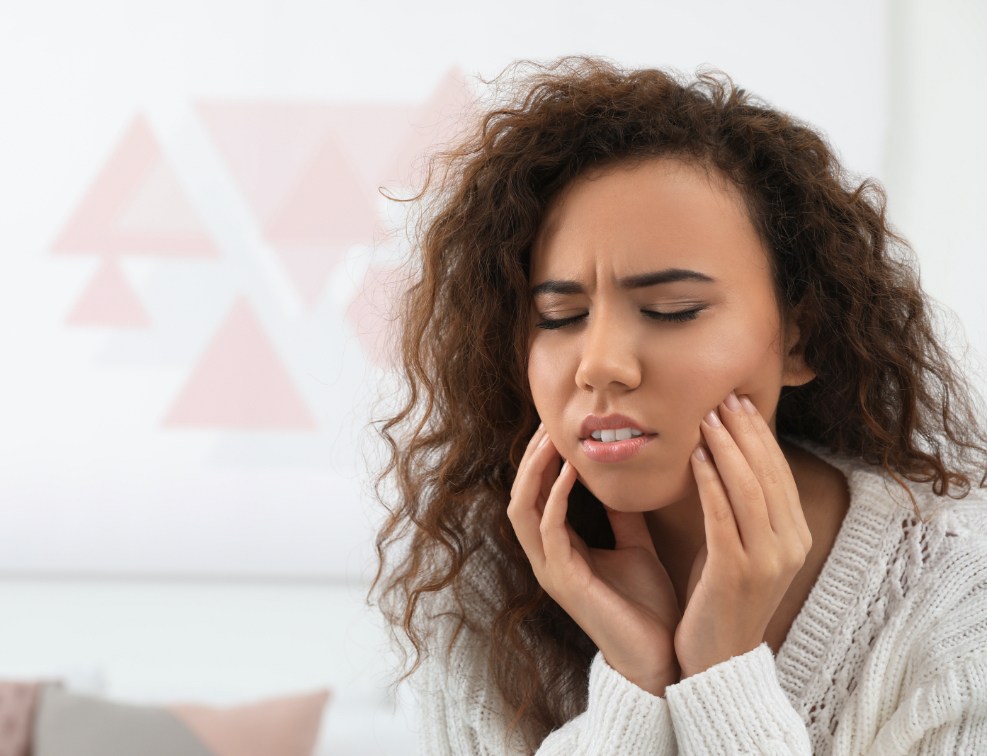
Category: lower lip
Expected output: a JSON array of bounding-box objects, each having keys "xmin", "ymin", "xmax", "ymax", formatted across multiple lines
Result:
[{"xmin": 580, "ymin": 434, "xmax": 656, "ymax": 463}]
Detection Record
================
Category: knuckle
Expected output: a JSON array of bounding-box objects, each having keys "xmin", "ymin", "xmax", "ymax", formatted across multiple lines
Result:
[
  {"xmin": 738, "ymin": 476, "xmax": 763, "ymax": 502},
  {"xmin": 784, "ymin": 543, "xmax": 809, "ymax": 569},
  {"xmin": 801, "ymin": 531, "xmax": 814, "ymax": 552},
  {"xmin": 712, "ymin": 504, "xmax": 733, "ymax": 523},
  {"xmin": 759, "ymin": 464, "xmax": 783, "ymax": 488}
]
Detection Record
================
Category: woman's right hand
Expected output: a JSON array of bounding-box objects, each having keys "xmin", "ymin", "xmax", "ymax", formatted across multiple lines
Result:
[{"xmin": 507, "ymin": 424, "xmax": 682, "ymax": 696}]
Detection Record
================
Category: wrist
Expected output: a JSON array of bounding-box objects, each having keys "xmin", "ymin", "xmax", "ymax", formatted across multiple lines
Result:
[
  {"xmin": 608, "ymin": 658, "xmax": 680, "ymax": 697},
  {"xmin": 679, "ymin": 640, "xmax": 761, "ymax": 680}
]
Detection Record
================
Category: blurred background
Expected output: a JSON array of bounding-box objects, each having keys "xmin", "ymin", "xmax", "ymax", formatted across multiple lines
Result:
[{"xmin": 0, "ymin": 0, "xmax": 984, "ymax": 753}]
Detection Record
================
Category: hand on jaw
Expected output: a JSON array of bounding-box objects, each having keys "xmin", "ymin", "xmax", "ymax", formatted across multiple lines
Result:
[
  {"xmin": 507, "ymin": 391, "xmax": 811, "ymax": 693},
  {"xmin": 675, "ymin": 391, "xmax": 811, "ymax": 678}
]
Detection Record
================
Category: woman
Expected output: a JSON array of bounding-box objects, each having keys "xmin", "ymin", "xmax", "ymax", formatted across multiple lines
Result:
[{"xmin": 373, "ymin": 57, "xmax": 987, "ymax": 753}]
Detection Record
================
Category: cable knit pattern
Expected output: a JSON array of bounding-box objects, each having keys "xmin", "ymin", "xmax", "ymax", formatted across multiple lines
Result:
[{"xmin": 412, "ymin": 450, "xmax": 987, "ymax": 754}]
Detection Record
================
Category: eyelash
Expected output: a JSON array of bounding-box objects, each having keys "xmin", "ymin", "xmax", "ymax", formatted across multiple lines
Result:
[{"xmin": 535, "ymin": 308, "xmax": 705, "ymax": 330}]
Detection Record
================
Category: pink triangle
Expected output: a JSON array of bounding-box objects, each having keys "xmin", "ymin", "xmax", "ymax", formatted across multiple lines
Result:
[
  {"xmin": 65, "ymin": 258, "xmax": 151, "ymax": 327},
  {"xmin": 197, "ymin": 100, "xmax": 418, "ymax": 224},
  {"xmin": 171, "ymin": 690, "xmax": 329, "ymax": 756},
  {"xmin": 197, "ymin": 101, "xmax": 333, "ymax": 226},
  {"xmin": 345, "ymin": 265, "xmax": 404, "ymax": 368},
  {"xmin": 265, "ymin": 133, "xmax": 378, "ymax": 246},
  {"xmin": 318, "ymin": 103, "xmax": 420, "ymax": 190},
  {"xmin": 163, "ymin": 298, "xmax": 316, "ymax": 430},
  {"xmin": 52, "ymin": 115, "xmax": 219, "ymax": 258},
  {"xmin": 263, "ymin": 134, "xmax": 380, "ymax": 308},
  {"xmin": 273, "ymin": 244, "xmax": 341, "ymax": 309},
  {"xmin": 385, "ymin": 68, "xmax": 477, "ymax": 187}
]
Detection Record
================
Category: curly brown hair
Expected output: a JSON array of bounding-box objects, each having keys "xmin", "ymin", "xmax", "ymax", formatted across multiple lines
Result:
[{"xmin": 371, "ymin": 57, "xmax": 987, "ymax": 744}]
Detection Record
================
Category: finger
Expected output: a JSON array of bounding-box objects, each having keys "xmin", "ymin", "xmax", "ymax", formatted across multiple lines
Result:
[
  {"xmin": 739, "ymin": 395, "xmax": 812, "ymax": 550},
  {"xmin": 540, "ymin": 453, "xmax": 561, "ymax": 513},
  {"xmin": 511, "ymin": 423, "xmax": 548, "ymax": 499},
  {"xmin": 717, "ymin": 393, "xmax": 798, "ymax": 538},
  {"xmin": 540, "ymin": 461, "xmax": 579, "ymax": 563},
  {"xmin": 700, "ymin": 408, "xmax": 773, "ymax": 549},
  {"xmin": 690, "ymin": 444, "xmax": 742, "ymax": 554},
  {"xmin": 507, "ymin": 433, "xmax": 558, "ymax": 566},
  {"xmin": 565, "ymin": 520, "xmax": 591, "ymax": 563}
]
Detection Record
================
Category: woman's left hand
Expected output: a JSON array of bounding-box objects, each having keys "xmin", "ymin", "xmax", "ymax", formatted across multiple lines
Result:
[{"xmin": 673, "ymin": 392, "xmax": 813, "ymax": 678}]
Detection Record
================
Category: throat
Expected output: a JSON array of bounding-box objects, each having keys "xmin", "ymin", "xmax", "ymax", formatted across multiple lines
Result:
[{"xmin": 644, "ymin": 498, "xmax": 706, "ymax": 612}]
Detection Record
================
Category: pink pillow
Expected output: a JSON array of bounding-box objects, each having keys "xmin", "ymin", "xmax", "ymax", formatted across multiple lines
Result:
[
  {"xmin": 33, "ymin": 685, "xmax": 330, "ymax": 756},
  {"xmin": 0, "ymin": 680, "xmax": 45, "ymax": 756}
]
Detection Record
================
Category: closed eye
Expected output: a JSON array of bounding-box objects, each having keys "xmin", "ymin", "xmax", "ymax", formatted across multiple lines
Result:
[
  {"xmin": 642, "ymin": 307, "xmax": 705, "ymax": 323},
  {"xmin": 536, "ymin": 307, "xmax": 705, "ymax": 330},
  {"xmin": 535, "ymin": 313, "xmax": 587, "ymax": 330}
]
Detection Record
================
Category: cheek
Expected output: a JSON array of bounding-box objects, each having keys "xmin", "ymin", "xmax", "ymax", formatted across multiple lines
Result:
[
  {"xmin": 703, "ymin": 326, "xmax": 787, "ymax": 412},
  {"xmin": 527, "ymin": 341, "xmax": 564, "ymax": 421},
  {"xmin": 660, "ymin": 323, "xmax": 785, "ymax": 420},
  {"xmin": 526, "ymin": 342, "xmax": 553, "ymax": 406},
  {"xmin": 527, "ymin": 340, "xmax": 578, "ymax": 453}
]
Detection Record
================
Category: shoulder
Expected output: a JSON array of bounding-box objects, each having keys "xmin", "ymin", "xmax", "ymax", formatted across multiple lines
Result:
[
  {"xmin": 804, "ymin": 443, "xmax": 987, "ymax": 643},
  {"xmin": 847, "ymin": 457, "xmax": 987, "ymax": 582},
  {"xmin": 415, "ymin": 543, "xmax": 508, "ymax": 689},
  {"xmin": 807, "ymin": 443, "xmax": 987, "ymax": 582},
  {"xmin": 848, "ymin": 463, "xmax": 987, "ymax": 665},
  {"xmin": 913, "ymin": 490, "xmax": 987, "ymax": 660},
  {"xmin": 419, "ymin": 543, "xmax": 506, "ymax": 632},
  {"xmin": 411, "ymin": 545, "xmax": 529, "ymax": 752}
]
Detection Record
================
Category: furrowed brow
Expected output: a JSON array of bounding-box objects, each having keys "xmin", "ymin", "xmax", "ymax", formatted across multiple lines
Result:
[
  {"xmin": 531, "ymin": 268, "xmax": 714, "ymax": 296},
  {"xmin": 530, "ymin": 280, "xmax": 584, "ymax": 297},
  {"xmin": 618, "ymin": 269, "xmax": 715, "ymax": 288}
]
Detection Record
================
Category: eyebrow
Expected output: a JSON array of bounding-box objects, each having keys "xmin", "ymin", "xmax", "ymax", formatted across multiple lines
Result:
[{"xmin": 530, "ymin": 268, "xmax": 715, "ymax": 296}]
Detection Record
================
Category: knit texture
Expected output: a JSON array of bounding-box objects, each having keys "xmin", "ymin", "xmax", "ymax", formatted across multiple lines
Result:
[{"xmin": 411, "ymin": 451, "xmax": 987, "ymax": 754}]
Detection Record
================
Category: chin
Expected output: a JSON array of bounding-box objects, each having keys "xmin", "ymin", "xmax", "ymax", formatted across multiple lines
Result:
[{"xmin": 575, "ymin": 461, "xmax": 695, "ymax": 513}]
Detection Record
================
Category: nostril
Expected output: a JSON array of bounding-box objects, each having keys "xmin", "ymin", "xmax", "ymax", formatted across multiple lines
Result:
[{"xmin": 576, "ymin": 351, "xmax": 642, "ymax": 392}]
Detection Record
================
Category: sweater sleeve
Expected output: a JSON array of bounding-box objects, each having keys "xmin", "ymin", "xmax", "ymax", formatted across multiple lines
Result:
[
  {"xmin": 414, "ymin": 623, "xmax": 676, "ymax": 755},
  {"xmin": 664, "ymin": 644, "xmax": 810, "ymax": 754},
  {"xmin": 541, "ymin": 652, "xmax": 676, "ymax": 754}
]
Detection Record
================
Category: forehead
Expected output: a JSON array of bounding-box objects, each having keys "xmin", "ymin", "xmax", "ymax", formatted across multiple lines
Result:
[{"xmin": 530, "ymin": 158, "xmax": 771, "ymax": 285}]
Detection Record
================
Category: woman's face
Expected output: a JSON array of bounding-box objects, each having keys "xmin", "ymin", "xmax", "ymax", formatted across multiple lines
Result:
[{"xmin": 527, "ymin": 158, "xmax": 811, "ymax": 512}]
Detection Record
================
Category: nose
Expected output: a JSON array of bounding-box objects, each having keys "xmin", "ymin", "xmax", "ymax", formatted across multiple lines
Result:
[{"xmin": 574, "ymin": 309, "xmax": 642, "ymax": 393}]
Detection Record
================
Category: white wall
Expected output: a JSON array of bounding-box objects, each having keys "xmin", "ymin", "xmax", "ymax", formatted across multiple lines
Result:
[
  {"xmin": 884, "ymin": 0, "xmax": 987, "ymax": 383},
  {"xmin": 0, "ymin": 0, "xmax": 891, "ymax": 581}
]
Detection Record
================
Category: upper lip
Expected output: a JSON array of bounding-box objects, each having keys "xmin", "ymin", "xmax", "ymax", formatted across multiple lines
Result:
[{"xmin": 579, "ymin": 414, "xmax": 655, "ymax": 439}]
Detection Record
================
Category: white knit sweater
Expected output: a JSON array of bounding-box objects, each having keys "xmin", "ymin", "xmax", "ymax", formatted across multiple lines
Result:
[{"xmin": 412, "ymin": 451, "xmax": 987, "ymax": 754}]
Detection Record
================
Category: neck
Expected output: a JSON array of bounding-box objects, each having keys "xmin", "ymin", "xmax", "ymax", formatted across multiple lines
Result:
[{"xmin": 643, "ymin": 487, "xmax": 706, "ymax": 611}]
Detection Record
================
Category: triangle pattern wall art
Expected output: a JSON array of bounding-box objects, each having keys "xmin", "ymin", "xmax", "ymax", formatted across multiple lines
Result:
[
  {"xmin": 52, "ymin": 114, "xmax": 220, "ymax": 259},
  {"xmin": 163, "ymin": 297, "xmax": 316, "ymax": 430}
]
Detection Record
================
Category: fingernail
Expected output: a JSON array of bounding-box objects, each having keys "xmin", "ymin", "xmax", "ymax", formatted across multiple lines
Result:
[
  {"xmin": 560, "ymin": 460, "xmax": 570, "ymax": 473},
  {"xmin": 723, "ymin": 392, "xmax": 741, "ymax": 412},
  {"xmin": 704, "ymin": 409, "xmax": 722, "ymax": 428},
  {"xmin": 693, "ymin": 445, "xmax": 708, "ymax": 462},
  {"xmin": 536, "ymin": 432, "xmax": 550, "ymax": 449},
  {"xmin": 740, "ymin": 396, "xmax": 757, "ymax": 415}
]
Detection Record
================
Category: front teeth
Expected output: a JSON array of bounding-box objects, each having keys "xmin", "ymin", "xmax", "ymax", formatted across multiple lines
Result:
[{"xmin": 591, "ymin": 428, "xmax": 644, "ymax": 442}]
